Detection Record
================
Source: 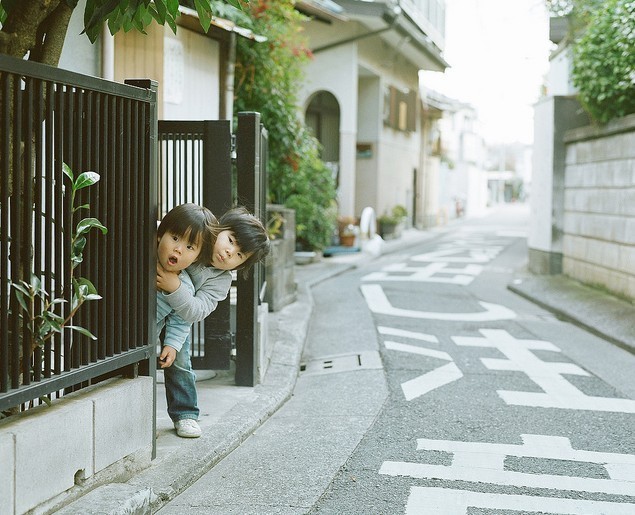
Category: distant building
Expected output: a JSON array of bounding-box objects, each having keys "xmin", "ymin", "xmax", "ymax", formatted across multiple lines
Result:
[{"xmin": 296, "ymin": 0, "xmax": 448, "ymax": 227}]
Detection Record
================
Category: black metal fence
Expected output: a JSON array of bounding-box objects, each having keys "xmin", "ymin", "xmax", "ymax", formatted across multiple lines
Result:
[
  {"xmin": 158, "ymin": 112, "xmax": 268, "ymax": 386},
  {"xmin": 0, "ymin": 55, "xmax": 157, "ymax": 412}
]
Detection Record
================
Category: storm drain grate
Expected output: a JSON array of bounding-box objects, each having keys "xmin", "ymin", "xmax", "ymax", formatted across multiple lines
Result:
[{"xmin": 299, "ymin": 351, "xmax": 383, "ymax": 375}]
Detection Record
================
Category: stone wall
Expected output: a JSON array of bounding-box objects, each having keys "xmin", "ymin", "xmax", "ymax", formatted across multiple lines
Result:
[
  {"xmin": 562, "ymin": 113, "xmax": 635, "ymax": 300},
  {"xmin": 0, "ymin": 377, "xmax": 153, "ymax": 514},
  {"xmin": 265, "ymin": 205, "xmax": 297, "ymax": 312}
]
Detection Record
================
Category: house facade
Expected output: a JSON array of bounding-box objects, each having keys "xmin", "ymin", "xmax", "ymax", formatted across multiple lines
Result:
[
  {"xmin": 59, "ymin": 0, "xmax": 260, "ymax": 122},
  {"xmin": 297, "ymin": 0, "xmax": 448, "ymax": 227}
]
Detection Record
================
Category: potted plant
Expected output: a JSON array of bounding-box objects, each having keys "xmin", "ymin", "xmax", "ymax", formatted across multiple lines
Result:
[
  {"xmin": 339, "ymin": 223, "xmax": 358, "ymax": 246},
  {"xmin": 337, "ymin": 216, "xmax": 358, "ymax": 247},
  {"xmin": 378, "ymin": 205, "xmax": 407, "ymax": 240}
]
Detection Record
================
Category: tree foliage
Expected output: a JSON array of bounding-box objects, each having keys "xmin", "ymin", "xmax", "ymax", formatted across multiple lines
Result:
[
  {"xmin": 570, "ymin": 0, "xmax": 635, "ymax": 123},
  {"xmin": 233, "ymin": 0, "xmax": 337, "ymax": 250},
  {"xmin": 546, "ymin": 0, "xmax": 635, "ymax": 124}
]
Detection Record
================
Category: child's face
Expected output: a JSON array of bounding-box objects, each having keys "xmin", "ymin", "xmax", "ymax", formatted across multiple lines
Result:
[
  {"xmin": 211, "ymin": 230, "xmax": 251, "ymax": 271},
  {"xmin": 157, "ymin": 229, "xmax": 202, "ymax": 273}
]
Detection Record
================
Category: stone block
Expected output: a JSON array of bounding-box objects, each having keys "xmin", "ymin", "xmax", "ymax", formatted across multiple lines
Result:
[
  {"xmin": 93, "ymin": 377, "xmax": 154, "ymax": 472},
  {"xmin": 0, "ymin": 432, "xmax": 15, "ymax": 514},
  {"xmin": 10, "ymin": 398, "xmax": 93, "ymax": 514}
]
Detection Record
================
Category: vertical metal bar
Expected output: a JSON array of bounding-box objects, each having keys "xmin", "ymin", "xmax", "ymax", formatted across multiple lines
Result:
[
  {"xmin": 121, "ymin": 98, "xmax": 131, "ymax": 352},
  {"xmin": 12, "ymin": 73, "xmax": 28, "ymax": 385},
  {"xmin": 33, "ymin": 79, "xmax": 45, "ymax": 377},
  {"xmin": 125, "ymin": 78, "xmax": 158, "ymax": 459},
  {"xmin": 234, "ymin": 112, "xmax": 260, "ymax": 386},
  {"xmin": 63, "ymin": 86, "xmax": 74, "ymax": 373},
  {"xmin": 97, "ymin": 93, "xmax": 108, "ymax": 360},
  {"xmin": 0, "ymin": 72, "xmax": 10, "ymax": 392},
  {"xmin": 129, "ymin": 99, "xmax": 139, "ymax": 350},
  {"xmin": 44, "ymin": 81, "xmax": 55, "ymax": 377},
  {"xmin": 198, "ymin": 120, "xmax": 232, "ymax": 370},
  {"xmin": 24, "ymin": 77, "xmax": 41, "ymax": 382},
  {"xmin": 106, "ymin": 94, "xmax": 116, "ymax": 357}
]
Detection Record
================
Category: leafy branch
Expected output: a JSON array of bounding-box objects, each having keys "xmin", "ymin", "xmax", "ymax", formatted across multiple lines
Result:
[{"xmin": 12, "ymin": 163, "xmax": 107, "ymax": 354}]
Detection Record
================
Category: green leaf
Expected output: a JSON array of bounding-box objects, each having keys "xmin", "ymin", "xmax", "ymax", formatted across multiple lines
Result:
[
  {"xmin": 73, "ymin": 235, "xmax": 87, "ymax": 262},
  {"xmin": 66, "ymin": 325, "xmax": 98, "ymax": 340},
  {"xmin": 13, "ymin": 289, "xmax": 29, "ymax": 312},
  {"xmin": 62, "ymin": 162, "xmax": 74, "ymax": 181},
  {"xmin": 74, "ymin": 203, "xmax": 91, "ymax": 213},
  {"xmin": 76, "ymin": 217, "xmax": 108, "ymax": 237},
  {"xmin": 74, "ymin": 171, "xmax": 100, "ymax": 190},
  {"xmin": 194, "ymin": 0, "xmax": 212, "ymax": 33},
  {"xmin": 166, "ymin": 0, "xmax": 180, "ymax": 16},
  {"xmin": 75, "ymin": 277, "xmax": 99, "ymax": 296}
]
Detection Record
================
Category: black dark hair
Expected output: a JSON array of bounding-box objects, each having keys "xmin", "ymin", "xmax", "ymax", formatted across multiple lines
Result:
[
  {"xmin": 157, "ymin": 203, "xmax": 217, "ymax": 264},
  {"xmin": 218, "ymin": 206, "xmax": 270, "ymax": 278}
]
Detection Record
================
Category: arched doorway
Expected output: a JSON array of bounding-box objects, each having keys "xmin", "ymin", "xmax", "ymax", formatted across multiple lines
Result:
[{"xmin": 305, "ymin": 91, "xmax": 340, "ymax": 187}]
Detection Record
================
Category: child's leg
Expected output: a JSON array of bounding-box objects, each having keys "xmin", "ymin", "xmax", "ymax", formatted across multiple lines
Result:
[{"xmin": 164, "ymin": 335, "xmax": 199, "ymax": 422}]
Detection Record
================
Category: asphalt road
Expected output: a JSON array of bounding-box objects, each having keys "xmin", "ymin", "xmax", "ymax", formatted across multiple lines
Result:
[{"xmin": 158, "ymin": 205, "xmax": 635, "ymax": 514}]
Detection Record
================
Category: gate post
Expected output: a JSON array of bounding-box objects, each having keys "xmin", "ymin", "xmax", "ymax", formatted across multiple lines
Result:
[
  {"xmin": 202, "ymin": 120, "xmax": 233, "ymax": 370},
  {"xmin": 234, "ymin": 112, "xmax": 266, "ymax": 386}
]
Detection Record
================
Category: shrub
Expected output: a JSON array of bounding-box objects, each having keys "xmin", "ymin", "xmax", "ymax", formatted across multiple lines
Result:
[
  {"xmin": 233, "ymin": 0, "xmax": 337, "ymax": 250},
  {"xmin": 570, "ymin": 0, "xmax": 635, "ymax": 123}
]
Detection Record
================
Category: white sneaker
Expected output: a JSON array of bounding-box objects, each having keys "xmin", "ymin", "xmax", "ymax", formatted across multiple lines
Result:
[{"xmin": 174, "ymin": 419, "xmax": 201, "ymax": 438}]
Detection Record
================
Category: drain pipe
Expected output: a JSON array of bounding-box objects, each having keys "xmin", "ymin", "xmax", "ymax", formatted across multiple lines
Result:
[
  {"xmin": 101, "ymin": 23, "xmax": 114, "ymax": 81},
  {"xmin": 224, "ymin": 32, "xmax": 236, "ymax": 124},
  {"xmin": 311, "ymin": 5, "xmax": 402, "ymax": 54}
]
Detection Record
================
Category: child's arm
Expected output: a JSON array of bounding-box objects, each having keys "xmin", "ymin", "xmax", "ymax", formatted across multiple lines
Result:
[
  {"xmin": 159, "ymin": 311, "xmax": 191, "ymax": 367},
  {"xmin": 162, "ymin": 263, "xmax": 233, "ymax": 323}
]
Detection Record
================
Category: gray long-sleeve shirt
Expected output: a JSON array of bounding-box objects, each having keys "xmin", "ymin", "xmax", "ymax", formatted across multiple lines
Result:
[{"xmin": 162, "ymin": 262, "xmax": 232, "ymax": 323}]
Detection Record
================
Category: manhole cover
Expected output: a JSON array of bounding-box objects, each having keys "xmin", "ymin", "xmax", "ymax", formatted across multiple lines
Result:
[{"xmin": 300, "ymin": 351, "xmax": 383, "ymax": 375}]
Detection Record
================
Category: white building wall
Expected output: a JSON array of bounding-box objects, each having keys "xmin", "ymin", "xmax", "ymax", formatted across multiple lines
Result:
[
  {"xmin": 299, "ymin": 45, "xmax": 359, "ymax": 217},
  {"xmin": 58, "ymin": 0, "xmax": 100, "ymax": 76},
  {"xmin": 546, "ymin": 46, "xmax": 576, "ymax": 96},
  {"xmin": 162, "ymin": 29, "xmax": 220, "ymax": 120}
]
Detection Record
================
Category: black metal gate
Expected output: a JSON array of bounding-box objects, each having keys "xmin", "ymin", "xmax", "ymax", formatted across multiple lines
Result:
[{"xmin": 157, "ymin": 113, "xmax": 267, "ymax": 386}]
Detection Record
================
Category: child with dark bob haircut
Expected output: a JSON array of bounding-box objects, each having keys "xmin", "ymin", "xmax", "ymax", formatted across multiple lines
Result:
[{"xmin": 157, "ymin": 204, "xmax": 270, "ymax": 438}]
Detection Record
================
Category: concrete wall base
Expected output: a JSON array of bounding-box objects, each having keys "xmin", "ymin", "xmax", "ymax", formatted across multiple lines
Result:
[
  {"xmin": 528, "ymin": 248, "xmax": 563, "ymax": 275},
  {"xmin": 0, "ymin": 376, "xmax": 153, "ymax": 515}
]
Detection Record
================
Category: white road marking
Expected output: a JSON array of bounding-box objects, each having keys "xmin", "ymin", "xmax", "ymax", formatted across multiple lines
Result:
[
  {"xmin": 400, "ymin": 362, "xmax": 463, "ymax": 401},
  {"xmin": 410, "ymin": 247, "xmax": 503, "ymax": 263},
  {"xmin": 405, "ymin": 487, "xmax": 635, "ymax": 515},
  {"xmin": 380, "ymin": 434, "xmax": 635, "ymax": 496},
  {"xmin": 362, "ymin": 262, "xmax": 482, "ymax": 285},
  {"xmin": 384, "ymin": 341, "xmax": 452, "ymax": 361},
  {"xmin": 378, "ymin": 326, "xmax": 438, "ymax": 343},
  {"xmin": 361, "ymin": 284, "xmax": 516, "ymax": 321},
  {"xmin": 453, "ymin": 329, "xmax": 635, "ymax": 413}
]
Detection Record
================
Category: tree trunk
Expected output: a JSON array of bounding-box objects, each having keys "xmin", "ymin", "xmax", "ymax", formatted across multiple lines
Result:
[{"xmin": 0, "ymin": 0, "xmax": 73, "ymax": 64}]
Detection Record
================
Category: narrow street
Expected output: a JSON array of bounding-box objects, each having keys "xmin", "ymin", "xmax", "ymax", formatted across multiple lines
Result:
[{"xmin": 158, "ymin": 204, "xmax": 635, "ymax": 514}]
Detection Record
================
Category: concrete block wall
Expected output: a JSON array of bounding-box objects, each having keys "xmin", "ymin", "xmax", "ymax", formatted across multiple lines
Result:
[
  {"xmin": 0, "ymin": 376, "xmax": 153, "ymax": 515},
  {"xmin": 265, "ymin": 205, "xmax": 297, "ymax": 312},
  {"xmin": 562, "ymin": 113, "xmax": 635, "ymax": 300}
]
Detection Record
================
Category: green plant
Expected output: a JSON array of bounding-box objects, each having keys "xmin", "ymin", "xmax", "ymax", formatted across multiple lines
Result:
[
  {"xmin": 547, "ymin": 0, "xmax": 635, "ymax": 124},
  {"xmin": 266, "ymin": 211, "xmax": 284, "ymax": 240},
  {"xmin": 233, "ymin": 0, "xmax": 337, "ymax": 251},
  {"xmin": 379, "ymin": 205, "xmax": 408, "ymax": 225},
  {"xmin": 12, "ymin": 163, "xmax": 107, "ymax": 359},
  {"xmin": 571, "ymin": 0, "xmax": 635, "ymax": 123}
]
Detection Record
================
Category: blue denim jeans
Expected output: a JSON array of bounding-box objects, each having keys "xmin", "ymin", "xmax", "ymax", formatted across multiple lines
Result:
[{"xmin": 164, "ymin": 335, "xmax": 199, "ymax": 422}]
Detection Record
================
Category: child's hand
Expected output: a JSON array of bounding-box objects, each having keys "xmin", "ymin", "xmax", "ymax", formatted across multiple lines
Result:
[
  {"xmin": 157, "ymin": 264, "xmax": 181, "ymax": 293},
  {"xmin": 158, "ymin": 345, "xmax": 177, "ymax": 368}
]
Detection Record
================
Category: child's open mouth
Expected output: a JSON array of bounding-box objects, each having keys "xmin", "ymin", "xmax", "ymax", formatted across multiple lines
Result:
[{"xmin": 168, "ymin": 256, "xmax": 178, "ymax": 266}]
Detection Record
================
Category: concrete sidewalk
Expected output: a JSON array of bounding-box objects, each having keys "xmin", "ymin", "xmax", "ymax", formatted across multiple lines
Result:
[{"xmin": 59, "ymin": 228, "xmax": 635, "ymax": 514}]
